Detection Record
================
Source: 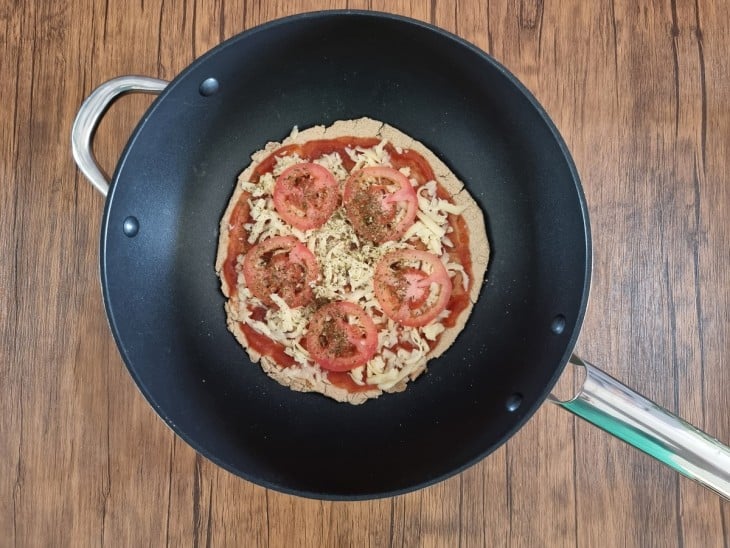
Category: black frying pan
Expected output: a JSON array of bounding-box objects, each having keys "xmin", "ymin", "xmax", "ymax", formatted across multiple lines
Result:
[{"xmin": 72, "ymin": 11, "xmax": 730, "ymax": 500}]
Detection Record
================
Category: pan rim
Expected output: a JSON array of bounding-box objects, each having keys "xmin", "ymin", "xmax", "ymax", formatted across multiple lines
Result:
[{"xmin": 100, "ymin": 9, "xmax": 593, "ymax": 500}]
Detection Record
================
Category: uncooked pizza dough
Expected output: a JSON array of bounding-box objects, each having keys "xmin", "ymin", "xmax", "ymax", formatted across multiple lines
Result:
[{"xmin": 216, "ymin": 118, "xmax": 489, "ymax": 404}]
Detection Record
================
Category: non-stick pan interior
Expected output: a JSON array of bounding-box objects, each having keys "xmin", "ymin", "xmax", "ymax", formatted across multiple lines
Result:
[{"xmin": 102, "ymin": 12, "xmax": 590, "ymax": 498}]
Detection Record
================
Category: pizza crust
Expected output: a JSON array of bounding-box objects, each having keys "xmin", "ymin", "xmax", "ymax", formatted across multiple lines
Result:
[{"xmin": 216, "ymin": 118, "xmax": 489, "ymax": 404}]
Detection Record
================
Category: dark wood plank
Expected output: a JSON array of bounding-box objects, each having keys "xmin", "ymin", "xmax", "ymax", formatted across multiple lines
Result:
[{"xmin": 0, "ymin": 0, "xmax": 727, "ymax": 545}]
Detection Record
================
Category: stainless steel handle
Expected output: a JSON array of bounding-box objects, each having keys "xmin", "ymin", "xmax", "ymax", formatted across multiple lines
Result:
[
  {"xmin": 550, "ymin": 355, "xmax": 730, "ymax": 500},
  {"xmin": 71, "ymin": 76, "xmax": 168, "ymax": 196}
]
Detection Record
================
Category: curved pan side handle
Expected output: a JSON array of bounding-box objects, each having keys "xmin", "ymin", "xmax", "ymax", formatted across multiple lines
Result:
[
  {"xmin": 71, "ymin": 76, "xmax": 169, "ymax": 196},
  {"xmin": 550, "ymin": 355, "xmax": 730, "ymax": 500}
]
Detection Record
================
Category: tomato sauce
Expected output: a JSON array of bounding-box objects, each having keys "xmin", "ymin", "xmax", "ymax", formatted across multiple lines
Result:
[
  {"xmin": 222, "ymin": 135, "xmax": 479, "ymax": 392},
  {"xmin": 388, "ymin": 339, "xmax": 430, "ymax": 354},
  {"xmin": 442, "ymin": 213, "xmax": 474, "ymax": 328},
  {"xmin": 222, "ymin": 194, "xmax": 252, "ymax": 292},
  {"xmin": 388, "ymin": 146, "xmax": 435, "ymax": 185},
  {"xmin": 250, "ymin": 306, "xmax": 267, "ymax": 322},
  {"xmin": 238, "ymin": 322, "xmax": 296, "ymax": 368},
  {"xmin": 327, "ymin": 371, "xmax": 375, "ymax": 393}
]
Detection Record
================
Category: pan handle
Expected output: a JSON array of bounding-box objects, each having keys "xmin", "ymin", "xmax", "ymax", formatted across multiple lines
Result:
[
  {"xmin": 550, "ymin": 355, "xmax": 730, "ymax": 500},
  {"xmin": 71, "ymin": 76, "xmax": 168, "ymax": 196}
]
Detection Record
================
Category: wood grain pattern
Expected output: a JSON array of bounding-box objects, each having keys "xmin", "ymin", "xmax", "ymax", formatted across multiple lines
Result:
[{"xmin": 1, "ymin": 0, "xmax": 727, "ymax": 545}]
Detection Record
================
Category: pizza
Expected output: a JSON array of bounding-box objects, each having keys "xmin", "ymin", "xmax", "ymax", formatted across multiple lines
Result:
[{"xmin": 215, "ymin": 118, "xmax": 489, "ymax": 404}]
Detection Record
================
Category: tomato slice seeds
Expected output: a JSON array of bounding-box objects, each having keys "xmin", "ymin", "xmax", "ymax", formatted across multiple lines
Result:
[
  {"xmin": 229, "ymin": 138, "xmax": 472, "ymax": 390},
  {"xmin": 273, "ymin": 162, "xmax": 339, "ymax": 230},
  {"xmin": 305, "ymin": 302, "xmax": 379, "ymax": 371},
  {"xmin": 242, "ymin": 236, "xmax": 319, "ymax": 308},
  {"xmin": 374, "ymin": 249, "xmax": 452, "ymax": 327},
  {"xmin": 343, "ymin": 166, "xmax": 418, "ymax": 242}
]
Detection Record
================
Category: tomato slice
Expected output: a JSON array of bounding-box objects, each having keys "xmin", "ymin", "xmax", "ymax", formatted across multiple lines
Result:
[
  {"xmin": 374, "ymin": 250, "xmax": 452, "ymax": 327},
  {"xmin": 305, "ymin": 302, "xmax": 378, "ymax": 371},
  {"xmin": 273, "ymin": 162, "xmax": 339, "ymax": 230},
  {"xmin": 343, "ymin": 166, "xmax": 418, "ymax": 242},
  {"xmin": 242, "ymin": 236, "xmax": 319, "ymax": 307}
]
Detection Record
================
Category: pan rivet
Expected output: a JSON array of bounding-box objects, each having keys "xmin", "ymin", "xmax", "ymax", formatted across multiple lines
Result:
[
  {"xmin": 199, "ymin": 77, "xmax": 220, "ymax": 96},
  {"xmin": 122, "ymin": 216, "xmax": 139, "ymax": 237},
  {"xmin": 551, "ymin": 314, "xmax": 566, "ymax": 335},
  {"xmin": 506, "ymin": 393, "xmax": 523, "ymax": 412}
]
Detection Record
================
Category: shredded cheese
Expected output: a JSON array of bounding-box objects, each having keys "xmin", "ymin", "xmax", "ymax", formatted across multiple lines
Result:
[
  {"xmin": 272, "ymin": 153, "xmax": 305, "ymax": 176},
  {"xmin": 314, "ymin": 152, "xmax": 349, "ymax": 182},
  {"xmin": 233, "ymin": 140, "xmax": 470, "ymax": 392},
  {"xmin": 345, "ymin": 140, "xmax": 391, "ymax": 170}
]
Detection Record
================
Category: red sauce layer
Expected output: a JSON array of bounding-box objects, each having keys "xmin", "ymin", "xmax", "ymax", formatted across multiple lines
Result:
[
  {"xmin": 327, "ymin": 371, "xmax": 375, "ymax": 393},
  {"xmin": 239, "ymin": 322, "xmax": 295, "ymax": 368},
  {"xmin": 222, "ymin": 194, "xmax": 252, "ymax": 293},
  {"xmin": 223, "ymin": 136, "xmax": 477, "ymax": 391},
  {"xmin": 441, "ymin": 213, "xmax": 472, "ymax": 328}
]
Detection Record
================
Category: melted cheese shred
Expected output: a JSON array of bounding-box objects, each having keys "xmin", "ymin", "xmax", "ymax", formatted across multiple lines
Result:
[{"xmin": 233, "ymin": 141, "xmax": 469, "ymax": 393}]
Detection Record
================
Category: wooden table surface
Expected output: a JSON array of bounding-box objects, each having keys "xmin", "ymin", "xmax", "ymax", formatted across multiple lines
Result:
[{"xmin": 1, "ymin": 0, "xmax": 728, "ymax": 546}]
